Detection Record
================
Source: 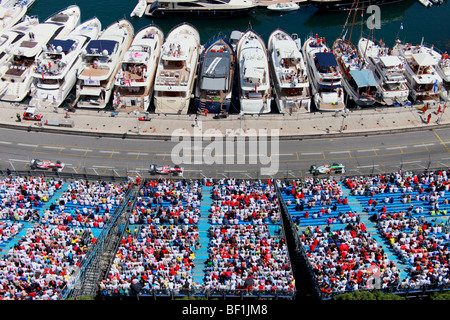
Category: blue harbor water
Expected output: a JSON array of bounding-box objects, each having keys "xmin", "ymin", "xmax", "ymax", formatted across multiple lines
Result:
[
  {"xmin": 25, "ymin": 0, "xmax": 450, "ymax": 112},
  {"xmin": 28, "ymin": 0, "xmax": 449, "ymax": 51}
]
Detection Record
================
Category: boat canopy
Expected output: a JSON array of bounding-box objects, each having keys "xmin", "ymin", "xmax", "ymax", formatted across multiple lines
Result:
[
  {"xmin": 276, "ymin": 43, "xmax": 302, "ymax": 59},
  {"xmin": 412, "ymin": 53, "xmax": 437, "ymax": 66},
  {"xmin": 203, "ymin": 56, "xmax": 229, "ymax": 78},
  {"xmin": 380, "ymin": 55, "xmax": 402, "ymax": 68},
  {"xmin": 350, "ymin": 69, "xmax": 378, "ymax": 88},
  {"xmin": 201, "ymin": 77, "xmax": 228, "ymax": 91},
  {"xmin": 315, "ymin": 52, "xmax": 337, "ymax": 67},
  {"xmin": 48, "ymin": 39, "xmax": 76, "ymax": 53},
  {"xmin": 244, "ymin": 63, "xmax": 264, "ymax": 82},
  {"xmin": 85, "ymin": 39, "xmax": 117, "ymax": 55},
  {"xmin": 123, "ymin": 50, "xmax": 149, "ymax": 63}
]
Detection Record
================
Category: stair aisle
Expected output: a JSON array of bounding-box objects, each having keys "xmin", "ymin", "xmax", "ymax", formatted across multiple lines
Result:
[
  {"xmin": 192, "ymin": 185, "xmax": 213, "ymax": 286},
  {"xmin": 338, "ymin": 181, "xmax": 409, "ymax": 279}
]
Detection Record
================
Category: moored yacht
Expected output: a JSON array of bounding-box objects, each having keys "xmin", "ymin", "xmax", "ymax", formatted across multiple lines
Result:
[
  {"xmin": 357, "ymin": 37, "xmax": 410, "ymax": 106},
  {"xmin": 113, "ymin": 24, "xmax": 164, "ymax": 112},
  {"xmin": 153, "ymin": 23, "xmax": 200, "ymax": 114},
  {"xmin": 229, "ymin": 30, "xmax": 243, "ymax": 52},
  {"xmin": 392, "ymin": 40, "xmax": 443, "ymax": 104},
  {"xmin": 75, "ymin": 19, "xmax": 134, "ymax": 109},
  {"xmin": 0, "ymin": 5, "xmax": 80, "ymax": 102},
  {"xmin": 268, "ymin": 29, "xmax": 311, "ymax": 114},
  {"xmin": 428, "ymin": 48, "xmax": 450, "ymax": 101},
  {"xmin": 0, "ymin": 15, "xmax": 38, "ymax": 69},
  {"xmin": 302, "ymin": 35, "xmax": 345, "ymax": 112},
  {"xmin": 29, "ymin": 17, "xmax": 102, "ymax": 108},
  {"xmin": 333, "ymin": 38, "xmax": 380, "ymax": 106},
  {"xmin": 146, "ymin": 0, "xmax": 257, "ymax": 17},
  {"xmin": 0, "ymin": 4, "xmax": 27, "ymax": 33},
  {"xmin": 194, "ymin": 36, "xmax": 234, "ymax": 115},
  {"xmin": 236, "ymin": 29, "xmax": 271, "ymax": 114}
]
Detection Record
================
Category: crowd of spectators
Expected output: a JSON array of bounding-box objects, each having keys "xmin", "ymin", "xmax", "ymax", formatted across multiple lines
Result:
[
  {"xmin": 209, "ymin": 178, "xmax": 280, "ymax": 225},
  {"xmin": 203, "ymin": 224, "xmax": 295, "ymax": 295},
  {"xmin": 300, "ymin": 223, "xmax": 401, "ymax": 295},
  {"xmin": 0, "ymin": 221, "xmax": 24, "ymax": 244},
  {"xmin": 0, "ymin": 176, "xmax": 63, "ymax": 221},
  {"xmin": 343, "ymin": 170, "xmax": 450, "ymax": 218},
  {"xmin": 378, "ymin": 216, "xmax": 450, "ymax": 290},
  {"xmin": 100, "ymin": 224, "xmax": 199, "ymax": 295},
  {"xmin": 129, "ymin": 179, "xmax": 202, "ymax": 225},
  {"xmin": 44, "ymin": 180, "xmax": 130, "ymax": 228},
  {"xmin": 277, "ymin": 177, "xmax": 358, "ymax": 226},
  {"xmin": 0, "ymin": 224, "xmax": 95, "ymax": 300}
]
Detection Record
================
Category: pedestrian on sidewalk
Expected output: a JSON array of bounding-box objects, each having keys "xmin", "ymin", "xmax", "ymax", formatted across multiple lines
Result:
[{"xmin": 16, "ymin": 113, "xmax": 21, "ymax": 122}]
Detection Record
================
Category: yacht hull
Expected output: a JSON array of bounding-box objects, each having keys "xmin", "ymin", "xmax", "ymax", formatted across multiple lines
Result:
[{"xmin": 146, "ymin": 7, "xmax": 254, "ymax": 17}]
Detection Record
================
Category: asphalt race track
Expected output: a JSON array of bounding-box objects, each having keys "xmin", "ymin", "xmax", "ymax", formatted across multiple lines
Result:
[{"xmin": 0, "ymin": 126, "xmax": 449, "ymax": 179}]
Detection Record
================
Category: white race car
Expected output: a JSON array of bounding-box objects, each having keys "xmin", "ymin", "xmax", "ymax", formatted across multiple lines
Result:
[
  {"xmin": 149, "ymin": 164, "xmax": 183, "ymax": 176},
  {"xmin": 310, "ymin": 163, "xmax": 345, "ymax": 176},
  {"xmin": 29, "ymin": 159, "xmax": 65, "ymax": 172}
]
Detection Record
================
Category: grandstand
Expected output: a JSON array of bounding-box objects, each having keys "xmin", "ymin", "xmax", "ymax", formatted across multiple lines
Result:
[
  {"xmin": 277, "ymin": 169, "xmax": 450, "ymax": 299},
  {"xmin": 0, "ymin": 169, "xmax": 450, "ymax": 300}
]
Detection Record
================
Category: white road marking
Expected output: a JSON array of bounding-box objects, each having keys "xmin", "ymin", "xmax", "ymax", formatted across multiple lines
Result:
[
  {"xmin": 385, "ymin": 146, "xmax": 408, "ymax": 150},
  {"xmin": 70, "ymin": 148, "xmax": 92, "ymax": 152},
  {"xmin": 17, "ymin": 143, "xmax": 37, "ymax": 147}
]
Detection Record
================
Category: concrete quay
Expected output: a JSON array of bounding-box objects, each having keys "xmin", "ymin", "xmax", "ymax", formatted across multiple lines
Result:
[{"xmin": 1, "ymin": 100, "xmax": 449, "ymax": 140}]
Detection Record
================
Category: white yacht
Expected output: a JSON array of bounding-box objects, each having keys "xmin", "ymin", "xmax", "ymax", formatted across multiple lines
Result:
[
  {"xmin": 333, "ymin": 38, "xmax": 380, "ymax": 106},
  {"xmin": 0, "ymin": 15, "xmax": 38, "ymax": 69},
  {"xmin": 29, "ymin": 17, "xmax": 102, "ymax": 108},
  {"xmin": 357, "ymin": 37, "xmax": 410, "ymax": 106},
  {"xmin": 229, "ymin": 30, "xmax": 243, "ymax": 52},
  {"xmin": 267, "ymin": 1, "xmax": 300, "ymax": 11},
  {"xmin": 113, "ymin": 24, "xmax": 164, "ymax": 112},
  {"xmin": 236, "ymin": 29, "xmax": 271, "ymax": 114},
  {"xmin": 268, "ymin": 29, "xmax": 311, "ymax": 114},
  {"xmin": 194, "ymin": 36, "xmax": 235, "ymax": 115},
  {"xmin": 153, "ymin": 23, "xmax": 200, "ymax": 114},
  {"xmin": 146, "ymin": 0, "xmax": 257, "ymax": 17},
  {"xmin": 428, "ymin": 48, "xmax": 450, "ymax": 101},
  {"xmin": 75, "ymin": 19, "xmax": 134, "ymax": 109},
  {"xmin": 0, "ymin": 4, "xmax": 27, "ymax": 33},
  {"xmin": 0, "ymin": 5, "xmax": 80, "ymax": 102},
  {"xmin": 302, "ymin": 35, "xmax": 345, "ymax": 112},
  {"xmin": 392, "ymin": 40, "xmax": 443, "ymax": 104},
  {"xmin": 130, "ymin": 0, "xmax": 147, "ymax": 18}
]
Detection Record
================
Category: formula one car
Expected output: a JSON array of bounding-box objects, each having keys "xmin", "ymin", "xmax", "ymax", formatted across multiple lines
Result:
[
  {"xmin": 29, "ymin": 159, "xmax": 65, "ymax": 172},
  {"xmin": 310, "ymin": 163, "xmax": 345, "ymax": 176},
  {"xmin": 149, "ymin": 164, "xmax": 183, "ymax": 176}
]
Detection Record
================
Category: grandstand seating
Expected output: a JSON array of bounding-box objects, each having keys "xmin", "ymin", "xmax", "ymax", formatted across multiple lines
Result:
[
  {"xmin": 1, "ymin": 170, "xmax": 450, "ymax": 300},
  {"xmin": 279, "ymin": 177, "xmax": 356, "ymax": 227}
]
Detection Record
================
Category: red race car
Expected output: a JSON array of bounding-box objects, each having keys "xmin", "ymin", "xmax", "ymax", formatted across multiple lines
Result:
[
  {"xmin": 149, "ymin": 164, "xmax": 183, "ymax": 176},
  {"xmin": 29, "ymin": 159, "xmax": 65, "ymax": 172},
  {"xmin": 23, "ymin": 107, "xmax": 43, "ymax": 121}
]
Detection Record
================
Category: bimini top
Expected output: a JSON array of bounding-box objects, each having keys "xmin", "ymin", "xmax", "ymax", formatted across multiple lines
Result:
[
  {"xmin": 48, "ymin": 39, "xmax": 76, "ymax": 53},
  {"xmin": 85, "ymin": 39, "xmax": 117, "ymax": 55},
  {"xmin": 200, "ymin": 56, "xmax": 231, "ymax": 91},
  {"xmin": 380, "ymin": 55, "xmax": 402, "ymax": 68},
  {"xmin": 350, "ymin": 69, "xmax": 378, "ymax": 88},
  {"xmin": 315, "ymin": 52, "xmax": 337, "ymax": 67},
  {"xmin": 412, "ymin": 53, "xmax": 437, "ymax": 67}
]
